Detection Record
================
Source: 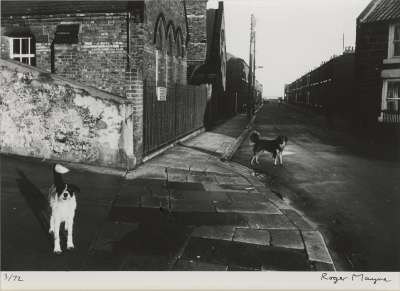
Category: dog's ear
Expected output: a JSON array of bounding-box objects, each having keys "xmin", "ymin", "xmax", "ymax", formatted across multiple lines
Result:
[{"xmin": 68, "ymin": 184, "xmax": 80, "ymax": 195}]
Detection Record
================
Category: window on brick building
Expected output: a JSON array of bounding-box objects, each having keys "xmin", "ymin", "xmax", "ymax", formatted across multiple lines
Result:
[
  {"xmin": 167, "ymin": 29, "xmax": 175, "ymax": 85},
  {"xmin": 10, "ymin": 37, "xmax": 35, "ymax": 65},
  {"xmin": 155, "ymin": 18, "xmax": 167, "ymax": 99},
  {"xmin": 385, "ymin": 81, "xmax": 400, "ymax": 112},
  {"xmin": 389, "ymin": 24, "xmax": 400, "ymax": 58},
  {"xmin": 8, "ymin": 30, "xmax": 36, "ymax": 66},
  {"xmin": 54, "ymin": 24, "xmax": 80, "ymax": 44},
  {"xmin": 175, "ymin": 30, "xmax": 184, "ymax": 84}
]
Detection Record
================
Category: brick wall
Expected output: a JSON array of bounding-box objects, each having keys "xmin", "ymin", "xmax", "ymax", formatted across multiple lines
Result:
[
  {"xmin": 141, "ymin": 0, "xmax": 188, "ymax": 84},
  {"xmin": 1, "ymin": 13, "xmax": 130, "ymax": 97},
  {"xmin": 355, "ymin": 21, "xmax": 388, "ymax": 127},
  {"xmin": 185, "ymin": 0, "xmax": 207, "ymax": 80}
]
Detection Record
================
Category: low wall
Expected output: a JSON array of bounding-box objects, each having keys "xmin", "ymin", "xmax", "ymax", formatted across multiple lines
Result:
[{"xmin": 0, "ymin": 59, "xmax": 136, "ymax": 169}]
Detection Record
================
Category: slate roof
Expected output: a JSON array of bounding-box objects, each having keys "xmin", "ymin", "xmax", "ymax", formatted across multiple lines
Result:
[
  {"xmin": 359, "ymin": 0, "xmax": 400, "ymax": 23},
  {"xmin": 1, "ymin": 1, "xmax": 143, "ymax": 16}
]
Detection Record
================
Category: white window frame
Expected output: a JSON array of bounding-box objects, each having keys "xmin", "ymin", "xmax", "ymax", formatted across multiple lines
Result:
[
  {"xmin": 9, "ymin": 37, "xmax": 35, "ymax": 65},
  {"xmin": 388, "ymin": 23, "xmax": 400, "ymax": 59},
  {"xmin": 380, "ymin": 78, "xmax": 400, "ymax": 117}
]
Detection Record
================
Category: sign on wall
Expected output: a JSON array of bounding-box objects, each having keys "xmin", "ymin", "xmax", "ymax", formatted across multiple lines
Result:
[{"xmin": 157, "ymin": 86, "xmax": 167, "ymax": 101}]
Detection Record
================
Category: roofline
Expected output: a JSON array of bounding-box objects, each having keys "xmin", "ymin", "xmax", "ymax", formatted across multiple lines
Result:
[
  {"xmin": 357, "ymin": 0, "xmax": 382, "ymax": 23},
  {"xmin": 1, "ymin": 1, "xmax": 145, "ymax": 17}
]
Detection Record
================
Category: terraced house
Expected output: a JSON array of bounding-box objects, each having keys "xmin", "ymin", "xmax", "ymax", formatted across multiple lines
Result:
[
  {"xmin": 0, "ymin": 1, "xmax": 208, "ymax": 168},
  {"xmin": 355, "ymin": 0, "xmax": 400, "ymax": 133}
]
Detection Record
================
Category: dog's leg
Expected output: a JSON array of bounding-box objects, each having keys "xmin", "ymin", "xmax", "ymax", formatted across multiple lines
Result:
[
  {"xmin": 49, "ymin": 214, "xmax": 54, "ymax": 234},
  {"xmin": 53, "ymin": 219, "xmax": 62, "ymax": 254},
  {"xmin": 66, "ymin": 216, "xmax": 74, "ymax": 250},
  {"xmin": 279, "ymin": 152, "xmax": 283, "ymax": 165},
  {"xmin": 273, "ymin": 152, "xmax": 277, "ymax": 166}
]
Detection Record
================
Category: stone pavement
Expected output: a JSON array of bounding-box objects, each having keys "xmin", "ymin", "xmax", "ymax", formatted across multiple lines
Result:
[{"xmin": 86, "ymin": 114, "xmax": 336, "ymax": 271}]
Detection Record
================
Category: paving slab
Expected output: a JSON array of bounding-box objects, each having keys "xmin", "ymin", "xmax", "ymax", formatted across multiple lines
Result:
[
  {"xmin": 165, "ymin": 171, "xmax": 188, "ymax": 182},
  {"xmin": 191, "ymin": 225, "xmax": 236, "ymax": 241},
  {"xmin": 182, "ymin": 132, "xmax": 236, "ymax": 155},
  {"xmin": 269, "ymin": 229, "xmax": 304, "ymax": 250},
  {"xmin": 126, "ymin": 166, "xmax": 167, "ymax": 180},
  {"xmin": 113, "ymin": 192, "xmax": 141, "ymax": 208},
  {"xmin": 186, "ymin": 174, "xmax": 217, "ymax": 184},
  {"xmin": 203, "ymin": 164, "xmax": 234, "ymax": 175},
  {"xmin": 233, "ymin": 228, "xmax": 270, "ymax": 246},
  {"xmin": 228, "ymin": 192, "xmax": 268, "ymax": 203},
  {"xmin": 127, "ymin": 178, "xmax": 166, "ymax": 186},
  {"xmin": 202, "ymin": 183, "xmax": 226, "ymax": 192},
  {"xmin": 140, "ymin": 196, "xmax": 168, "ymax": 208},
  {"xmin": 186, "ymin": 163, "xmax": 209, "ymax": 172},
  {"xmin": 171, "ymin": 190, "xmax": 229, "ymax": 202},
  {"xmin": 89, "ymin": 221, "xmax": 139, "ymax": 252},
  {"xmin": 244, "ymin": 214, "xmax": 296, "ymax": 229},
  {"xmin": 214, "ymin": 175, "xmax": 251, "ymax": 186},
  {"xmin": 173, "ymin": 259, "xmax": 228, "ymax": 271},
  {"xmin": 218, "ymin": 184, "xmax": 260, "ymax": 192},
  {"xmin": 167, "ymin": 181, "xmax": 205, "ymax": 191},
  {"xmin": 281, "ymin": 209, "xmax": 315, "ymax": 230},
  {"xmin": 215, "ymin": 201, "xmax": 281, "ymax": 215},
  {"xmin": 171, "ymin": 200, "xmax": 215, "ymax": 213},
  {"xmin": 302, "ymin": 231, "xmax": 333, "ymax": 264}
]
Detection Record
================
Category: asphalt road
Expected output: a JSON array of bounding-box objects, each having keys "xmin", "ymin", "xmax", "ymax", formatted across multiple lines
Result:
[{"xmin": 232, "ymin": 102, "xmax": 400, "ymax": 271}]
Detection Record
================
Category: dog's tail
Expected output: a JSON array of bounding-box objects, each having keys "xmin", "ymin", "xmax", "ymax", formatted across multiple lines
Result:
[
  {"xmin": 249, "ymin": 131, "xmax": 260, "ymax": 144},
  {"xmin": 53, "ymin": 164, "xmax": 69, "ymax": 194}
]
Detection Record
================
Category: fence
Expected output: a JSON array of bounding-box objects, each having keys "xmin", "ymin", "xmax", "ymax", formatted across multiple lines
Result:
[{"xmin": 143, "ymin": 80, "xmax": 208, "ymax": 155}]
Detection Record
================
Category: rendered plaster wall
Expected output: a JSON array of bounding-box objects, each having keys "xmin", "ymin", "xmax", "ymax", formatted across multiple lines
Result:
[{"xmin": 0, "ymin": 59, "xmax": 135, "ymax": 169}]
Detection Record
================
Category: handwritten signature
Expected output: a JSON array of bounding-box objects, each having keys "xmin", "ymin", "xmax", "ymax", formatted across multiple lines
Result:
[
  {"xmin": 3, "ymin": 273, "xmax": 24, "ymax": 282},
  {"xmin": 321, "ymin": 272, "xmax": 392, "ymax": 285}
]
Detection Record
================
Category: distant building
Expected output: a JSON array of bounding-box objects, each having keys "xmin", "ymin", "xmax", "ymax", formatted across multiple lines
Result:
[
  {"xmin": 285, "ymin": 50, "xmax": 355, "ymax": 122},
  {"xmin": 226, "ymin": 57, "xmax": 249, "ymax": 113},
  {"xmin": 355, "ymin": 0, "xmax": 400, "ymax": 132}
]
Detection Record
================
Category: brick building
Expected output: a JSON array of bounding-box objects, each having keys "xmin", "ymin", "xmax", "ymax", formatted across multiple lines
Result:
[
  {"xmin": 285, "ymin": 50, "xmax": 355, "ymax": 124},
  {"xmin": 225, "ymin": 54, "xmax": 263, "ymax": 114},
  {"xmin": 1, "ymin": 1, "xmax": 208, "ymax": 168},
  {"xmin": 355, "ymin": 0, "xmax": 400, "ymax": 132},
  {"xmin": 226, "ymin": 56, "xmax": 249, "ymax": 113}
]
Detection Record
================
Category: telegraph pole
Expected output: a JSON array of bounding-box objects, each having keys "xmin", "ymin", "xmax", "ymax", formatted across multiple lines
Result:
[{"xmin": 248, "ymin": 14, "xmax": 256, "ymax": 118}]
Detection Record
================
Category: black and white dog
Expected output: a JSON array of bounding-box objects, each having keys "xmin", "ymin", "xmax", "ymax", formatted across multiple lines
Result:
[
  {"xmin": 48, "ymin": 164, "xmax": 78, "ymax": 254},
  {"xmin": 249, "ymin": 131, "xmax": 288, "ymax": 166}
]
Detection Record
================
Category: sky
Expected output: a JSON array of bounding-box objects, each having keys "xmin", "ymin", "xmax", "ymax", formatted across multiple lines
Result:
[{"xmin": 208, "ymin": 0, "xmax": 370, "ymax": 97}]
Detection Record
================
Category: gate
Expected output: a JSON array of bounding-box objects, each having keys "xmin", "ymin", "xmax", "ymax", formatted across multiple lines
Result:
[{"xmin": 143, "ymin": 80, "xmax": 208, "ymax": 156}]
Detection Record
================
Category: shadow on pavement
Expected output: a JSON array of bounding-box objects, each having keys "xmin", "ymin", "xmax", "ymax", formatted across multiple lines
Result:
[{"xmin": 15, "ymin": 169, "xmax": 52, "ymax": 244}]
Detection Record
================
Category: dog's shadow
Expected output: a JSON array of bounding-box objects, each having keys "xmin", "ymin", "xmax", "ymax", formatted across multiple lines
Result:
[{"xmin": 15, "ymin": 169, "xmax": 52, "ymax": 244}]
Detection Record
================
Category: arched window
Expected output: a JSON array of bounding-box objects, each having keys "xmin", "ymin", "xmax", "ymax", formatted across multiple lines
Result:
[
  {"xmin": 166, "ymin": 24, "xmax": 175, "ymax": 86},
  {"xmin": 155, "ymin": 16, "xmax": 166, "ymax": 89},
  {"xmin": 175, "ymin": 29, "xmax": 184, "ymax": 84}
]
